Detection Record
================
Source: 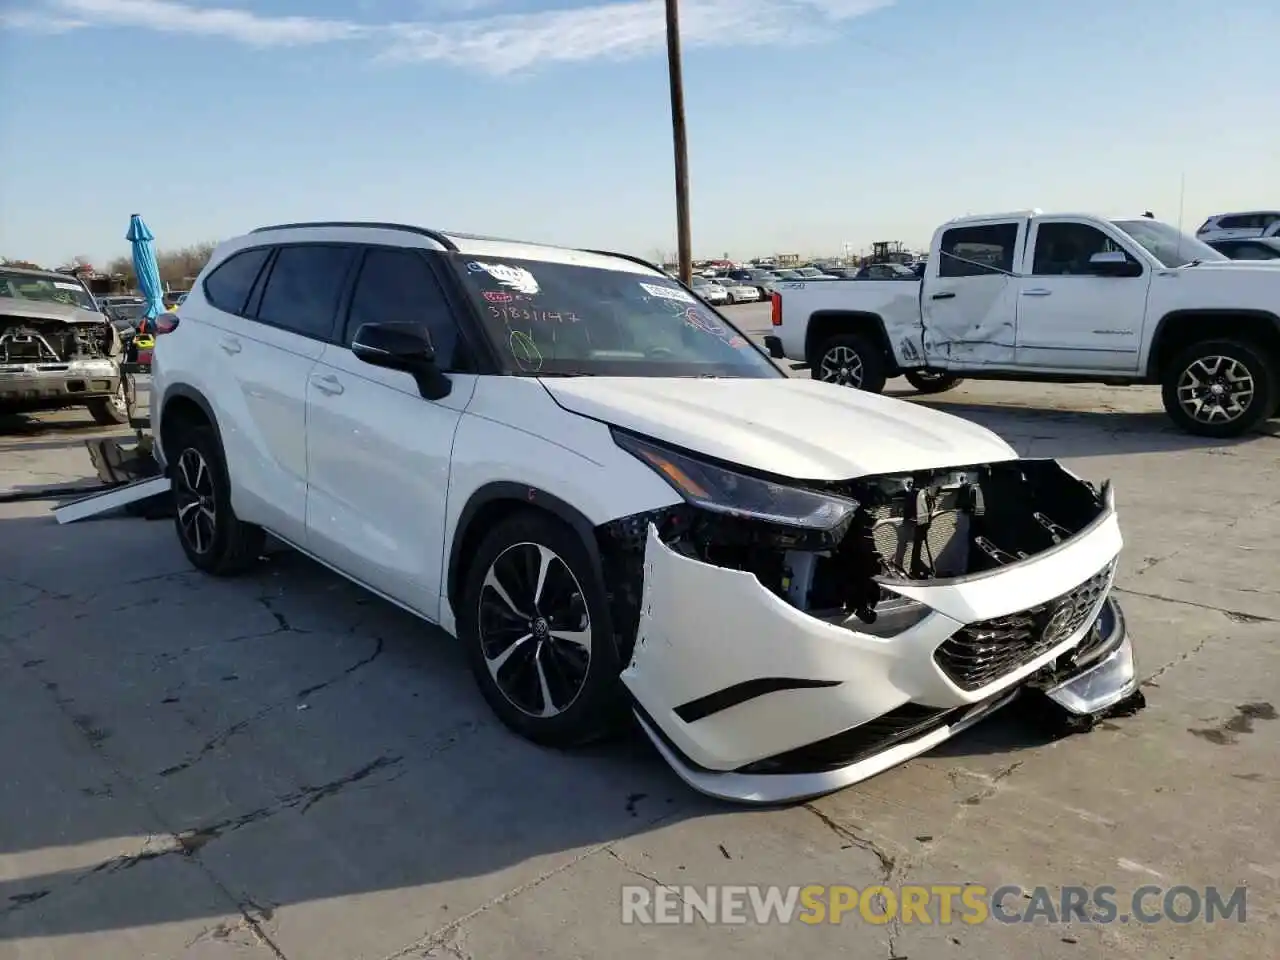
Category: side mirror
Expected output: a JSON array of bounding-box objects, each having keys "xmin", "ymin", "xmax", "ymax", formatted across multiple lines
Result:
[
  {"xmin": 1088, "ymin": 251, "xmax": 1142, "ymax": 277},
  {"xmin": 351, "ymin": 322, "xmax": 451, "ymax": 400}
]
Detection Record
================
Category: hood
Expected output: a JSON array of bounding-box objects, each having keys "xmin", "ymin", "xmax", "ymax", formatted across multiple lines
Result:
[
  {"xmin": 0, "ymin": 296, "xmax": 106, "ymax": 325},
  {"xmin": 539, "ymin": 376, "xmax": 1018, "ymax": 481},
  {"xmin": 1185, "ymin": 260, "xmax": 1280, "ymax": 271}
]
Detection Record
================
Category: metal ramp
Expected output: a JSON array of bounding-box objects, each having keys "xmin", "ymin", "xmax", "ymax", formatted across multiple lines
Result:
[
  {"xmin": 51, "ymin": 430, "xmax": 170, "ymax": 524},
  {"xmin": 53, "ymin": 476, "xmax": 170, "ymax": 524}
]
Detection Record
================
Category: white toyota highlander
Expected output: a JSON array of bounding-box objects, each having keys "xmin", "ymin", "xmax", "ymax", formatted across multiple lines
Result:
[{"xmin": 150, "ymin": 221, "xmax": 1140, "ymax": 803}]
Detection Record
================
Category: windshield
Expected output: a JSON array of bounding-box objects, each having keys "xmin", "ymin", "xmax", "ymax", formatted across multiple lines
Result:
[
  {"xmin": 0, "ymin": 270, "xmax": 97, "ymax": 311},
  {"xmin": 110, "ymin": 302, "xmax": 149, "ymax": 321},
  {"xmin": 1112, "ymin": 219, "xmax": 1228, "ymax": 268},
  {"xmin": 452, "ymin": 256, "xmax": 783, "ymax": 378}
]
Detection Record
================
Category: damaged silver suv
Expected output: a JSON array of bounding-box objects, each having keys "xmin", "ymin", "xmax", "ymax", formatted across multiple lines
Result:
[{"xmin": 0, "ymin": 267, "xmax": 131, "ymax": 425}]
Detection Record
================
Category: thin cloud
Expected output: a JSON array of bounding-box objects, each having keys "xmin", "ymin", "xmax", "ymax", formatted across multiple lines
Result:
[{"xmin": 4, "ymin": 0, "xmax": 896, "ymax": 73}]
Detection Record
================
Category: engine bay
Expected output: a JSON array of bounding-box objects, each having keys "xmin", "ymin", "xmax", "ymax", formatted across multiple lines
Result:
[
  {"xmin": 0, "ymin": 316, "xmax": 120, "ymax": 365},
  {"xmin": 598, "ymin": 459, "xmax": 1108, "ymax": 654}
]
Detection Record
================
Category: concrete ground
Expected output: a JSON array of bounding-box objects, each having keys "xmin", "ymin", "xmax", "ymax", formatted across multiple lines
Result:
[{"xmin": 1, "ymin": 313, "xmax": 1277, "ymax": 959}]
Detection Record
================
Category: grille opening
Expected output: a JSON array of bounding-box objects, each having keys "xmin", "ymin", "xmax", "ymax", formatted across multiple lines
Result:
[{"xmin": 934, "ymin": 563, "xmax": 1114, "ymax": 691}]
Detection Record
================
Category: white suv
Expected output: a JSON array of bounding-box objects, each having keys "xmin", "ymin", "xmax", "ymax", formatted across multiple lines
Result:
[{"xmin": 151, "ymin": 222, "xmax": 1139, "ymax": 803}]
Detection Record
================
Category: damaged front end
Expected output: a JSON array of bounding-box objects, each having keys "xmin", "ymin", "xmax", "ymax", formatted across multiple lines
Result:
[
  {"xmin": 597, "ymin": 430, "xmax": 1140, "ymax": 803},
  {"xmin": 0, "ymin": 303, "xmax": 123, "ymax": 406}
]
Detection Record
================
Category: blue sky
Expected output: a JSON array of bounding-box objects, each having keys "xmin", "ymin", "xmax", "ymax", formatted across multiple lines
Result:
[{"xmin": 1, "ymin": 0, "xmax": 1275, "ymax": 267}]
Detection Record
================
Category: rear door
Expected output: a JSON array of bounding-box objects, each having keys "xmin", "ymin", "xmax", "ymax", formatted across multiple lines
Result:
[
  {"xmin": 216, "ymin": 243, "xmax": 357, "ymax": 546},
  {"xmin": 304, "ymin": 246, "xmax": 477, "ymax": 619},
  {"xmin": 921, "ymin": 220, "xmax": 1023, "ymax": 367}
]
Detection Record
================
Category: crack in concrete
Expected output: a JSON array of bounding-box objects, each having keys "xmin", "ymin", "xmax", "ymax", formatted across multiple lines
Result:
[
  {"xmin": 605, "ymin": 847, "xmax": 679, "ymax": 891},
  {"xmin": 1113, "ymin": 586, "xmax": 1278, "ymax": 624},
  {"xmin": 156, "ymin": 635, "xmax": 385, "ymax": 777},
  {"xmin": 1, "ymin": 755, "xmax": 405, "ymax": 933},
  {"xmin": 804, "ymin": 804, "xmax": 896, "ymax": 877},
  {"xmin": 297, "ymin": 637, "xmax": 384, "ymax": 700},
  {"xmin": 874, "ymin": 758, "xmax": 1028, "ymax": 958},
  {"xmin": 380, "ymin": 806, "xmax": 687, "ymax": 960},
  {"xmin": 1132, "ymin": 495, "xmax": 1280, "ymax": 576}
]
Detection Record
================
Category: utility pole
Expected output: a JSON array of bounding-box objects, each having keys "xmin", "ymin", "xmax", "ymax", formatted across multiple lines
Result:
[{"xmin": 664, "ymin": 0, "xmax": 693, "ymax": 284}]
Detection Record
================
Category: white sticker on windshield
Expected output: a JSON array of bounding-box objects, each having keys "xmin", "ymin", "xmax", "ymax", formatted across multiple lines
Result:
[
  {"xmin": 53, "ymin": 281, "xmax": 83, "ymax": 291},
  {"xmin": 639, "ymin": 282, "xmax": 695, "ymax": 303},
  {"xmin": 476, "ymin": 263, "xmax": 540, "ymax": 295}
]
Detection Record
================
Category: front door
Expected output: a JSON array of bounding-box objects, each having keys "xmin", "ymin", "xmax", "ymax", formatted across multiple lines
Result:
[
  {"xmin": 1015, "ymin": 220, "xmax": 1150, "ymax": 371},
  {"xmin": 921, "ymin": 220, "xmax": 1023, "ymax": 368},
  {"xmin": 304, "ymin": 246, "xmax": 476, "ymax": 620}
]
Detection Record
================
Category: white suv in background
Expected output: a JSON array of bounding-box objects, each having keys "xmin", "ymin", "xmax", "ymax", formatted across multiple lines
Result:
[
  {"xmin": 1196, "ymin": 211, "xmax": 1280, "ymax": 242},
  {"xmin": 150, "ymin": 221, "xmax": 1139, "ymax": 803}
]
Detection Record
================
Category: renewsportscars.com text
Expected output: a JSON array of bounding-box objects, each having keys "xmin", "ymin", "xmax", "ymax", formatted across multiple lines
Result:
[{"xmin": 620, "ymin": 884, "xmax": 1248, "ymax": 926}]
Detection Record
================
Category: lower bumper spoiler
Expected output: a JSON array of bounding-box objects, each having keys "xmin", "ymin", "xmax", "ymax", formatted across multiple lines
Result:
[{"xmin": 636, "ymin": 596, "xmax": 1138, "ymax": 805}]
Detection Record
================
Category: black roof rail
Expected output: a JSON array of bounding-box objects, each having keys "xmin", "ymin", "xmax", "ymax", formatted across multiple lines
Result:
[
  {"xmin": 248, "ymin": 221, "xmax": 457, "ymax": 250},
  {"xmin": 581, "ymin": 249, "xmax": 665, "ymax": 274}
]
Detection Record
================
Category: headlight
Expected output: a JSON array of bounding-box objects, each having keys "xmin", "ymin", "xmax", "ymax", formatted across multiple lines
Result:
[{"xmin": 613, "ymin": 430, "xmax": 859, "ymax": 532}]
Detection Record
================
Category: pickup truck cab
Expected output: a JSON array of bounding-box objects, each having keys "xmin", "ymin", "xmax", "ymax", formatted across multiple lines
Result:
[{"xmin": 765, "ymin": 211, "xmax": 1280, "ymax": 437}]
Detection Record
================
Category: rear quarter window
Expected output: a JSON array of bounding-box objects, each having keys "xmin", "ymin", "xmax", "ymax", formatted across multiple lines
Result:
[{"xmin": 203, "ymin": 248, "xmax": 271, "ymax": 316}]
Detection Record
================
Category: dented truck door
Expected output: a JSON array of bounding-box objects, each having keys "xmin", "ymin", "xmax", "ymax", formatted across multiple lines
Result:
[{"xmin": 920, "ymin": 218, "xmax": 1026, "ymax": 368}]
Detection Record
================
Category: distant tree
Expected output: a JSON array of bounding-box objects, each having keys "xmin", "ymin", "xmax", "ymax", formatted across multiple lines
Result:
[
  {"xmin": 156, "ymin": 242, "xmax": 216, "ymax": 288},
  {"xmin": 106, "ymin": 255, "xmax": 137, "ymax": 287},
  {"xmin": 1, "ymin": 257, "xmax": 44, "ymax": 270}
]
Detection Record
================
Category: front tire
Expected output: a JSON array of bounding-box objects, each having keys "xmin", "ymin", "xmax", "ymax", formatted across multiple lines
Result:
[
  {"xmin": 169, "ymin": 426, "xmax": 265, "ymax": 575},
  {"xmin": 458, "ymin": 510, "xmax": 625, "ymax": 748},
  {"xmin": 904, "ymin": 370, "xmax": 964, "ymax": 394},
  {"xmin": 812, "ymin": 333, "xmax": 888, "ymax": 393},
  {"xmin": 87, "ymin": 377, "xmax": 133, "ymax": 426},
  {"xmin": 1161, "ymin": 339, "xmax": 1277, "ymax": 438}
]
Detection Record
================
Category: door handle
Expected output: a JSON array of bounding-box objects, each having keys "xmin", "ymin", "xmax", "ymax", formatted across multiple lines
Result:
[
  {"xmin": 931, "ymin": 291, "xmax": 956, "ymax": 300},
  {"xmin": 1022, "ymin": 288, "xmax": 1052, "ymax": 297},
  {"xmin": 219, "ymin": 337, "xmax": 242, "ymax": 355},
  {"xmin": 310, "ymin": 373, "xmax": 344, "ymax": 396}
]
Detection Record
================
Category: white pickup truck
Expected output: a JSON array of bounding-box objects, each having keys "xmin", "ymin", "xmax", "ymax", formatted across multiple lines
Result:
[{"xmin": 764, "ymin": 211, "xmax": 1280, "ymax": 437}]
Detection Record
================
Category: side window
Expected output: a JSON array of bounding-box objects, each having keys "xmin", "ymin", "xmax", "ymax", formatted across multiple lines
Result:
[
  {"xmin": 1217, "ymin": 214, "xmax": 1257, "ymax": 230},
  {"xmin": 203, "ymin": 248, "xmax": 270, "ymax": 316},
  {"xmin": 938, "ymin": 224, "xmax": 1018, "ymax": 278},
  {"xmin": 254, "ymin": 244, "xmax": 355, "ymax": 340},
  {"xmin": 345, "ymin": 248, "xmax": 462, "ymax": 370},
  {"xmin": 1237, "ymin": 244, "xmax": 1280, "ymax": 261},
  {"xmin": 1031, "ymin": 222, "xmax": 1135, "ymax": 276}
]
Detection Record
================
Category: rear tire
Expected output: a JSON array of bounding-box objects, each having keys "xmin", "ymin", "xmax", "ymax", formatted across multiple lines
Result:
[
  {"xmin": 904, "ymin": 370, "xmax": 965, "ymax": 394},
  {"xmin": 812, "ymin": 333, "xmax": 888, "ymax": 394},
  {"xmin": 1160, "ymin": 338, "xmax": 1277, "ymax": 438},
  {"xmin": 457, "ymin": 510, "xmax": 626, "ymax": 748},
  {"xmin": 169, "ymin": 425, "xmax": 264, "ymax": 575}
]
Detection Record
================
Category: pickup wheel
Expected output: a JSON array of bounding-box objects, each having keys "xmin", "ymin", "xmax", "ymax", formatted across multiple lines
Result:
[
  {"xmin": 813, "ymin": 334, "xmax": 887, "ymax": 394},
  {"xmin": 904, "ymin": 370, "xmax": 965, "ymax": 395},
  {"xmin": 1161, "ymin": 339, "xmax": 1278, "ymax": 438}
]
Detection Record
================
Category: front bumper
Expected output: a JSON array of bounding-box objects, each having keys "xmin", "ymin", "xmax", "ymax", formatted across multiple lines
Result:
[
  {"xmin": 0, "ymin": 359, "xmax": 120, "ymax": 403},
  {"xmin": 623, "ymin": 507, "xmax": 1132, "ymax": 804}
]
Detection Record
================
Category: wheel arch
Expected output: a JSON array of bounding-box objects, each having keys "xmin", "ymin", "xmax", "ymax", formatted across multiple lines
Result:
[
  {"xmin": 804, "ymin": 310, "xmax": 896, "ymax": 372},
  {"xmin": 158, "ymin": 383, "xmax": 223, "ymax": 468},
  {"xmin": 446, "ymin": 482, "xmax": 606, "ymax": 614},
  {"xmin": 1145, "ymin": 309, "xmax": 1280, "ymax": 380}
]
